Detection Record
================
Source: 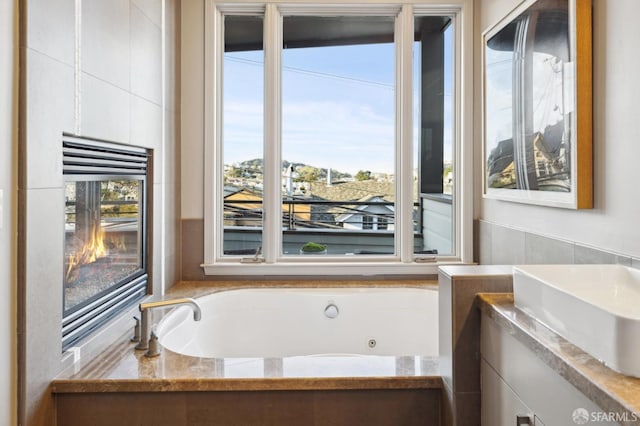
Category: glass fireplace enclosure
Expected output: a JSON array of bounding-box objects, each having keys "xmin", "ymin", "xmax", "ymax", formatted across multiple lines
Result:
[{"xmin": 62, "ymin": 137, "xmax": 149, "ymax": 350}]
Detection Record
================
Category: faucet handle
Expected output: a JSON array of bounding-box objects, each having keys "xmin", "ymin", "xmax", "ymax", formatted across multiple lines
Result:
[
  {"xmin": 130, "ymin": 316, "xmax": 141, "ymax": 343},
  {"xmin": 134, "ymin": 313, "xmax": 149, "ymax": 351},
  {"xmin": 145, "ymin": 331, "xmax": 161, "ymax": 357}
]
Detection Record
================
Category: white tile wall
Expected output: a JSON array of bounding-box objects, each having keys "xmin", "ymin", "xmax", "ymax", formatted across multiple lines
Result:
[
  {"xmin": 21, "ymin": 0, "xmax": 180, "ymax": 422},
  {"xmin": 163, "ymin": 182, "xmax": 179, "ymax": 258},
  {"xmin": 81, "ymin": 72, "xmax": 131, "ymax": 143},
  {"xmin": 25, "ymin": 49, "xmax": 74, "ymax": 189},
  {"xmin": 164, "ymin": 0, "xmax": 178, "ymax": 113},
  {"xmin": 132, "ymin": 0, "xmax": 163, "ymax": 27},
  {"xmin": 164, "ymin": 112, "xmax": 177, "ymax": 184},
  {"xmin": 131, "ymin": 4, "xmax": 162, "ymax": 105},
  {"xmin": 478, "ymin": 220, "xmax": 637, "ymax": 267},
  {"xmin": 81, "ymin": 0, "xmax": 130, "ymax": 90},
  {"xmin": 24, "ymin": 188, "xmax": 64, "ymax": 401},
  {"xmin": 131, "ymin": 94, "xmax": 163, "ymax": 182},
  {"xmin": 152, "ymin": 181, "xmax": 164, "ymax": 295},
  {"xmin": 130, "ymin": 94, "xmax": 162, "ymax": 148},
  {"xmin": 26, "ymin": 0, "xmax": 76, "ymax": 66}
]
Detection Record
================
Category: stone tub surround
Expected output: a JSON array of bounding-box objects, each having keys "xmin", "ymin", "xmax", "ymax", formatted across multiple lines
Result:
[
  {"xmin": 53, "ymin": 280, "xmax": 441, "ymax": 392},
  {"xmin": 52, "ymin": 342, "xmax": 441, "ymax": 393},
  {"xmin": 477, "ymin": 293, "xmax": 640, "ymax": 423},
  {"xmin": 52, "ymin": 280, "xmax": 442, "ymax": 425},
  {"xmin": 56, "ymin": 389, "xmax": 442, "ymax": 426},
  {"xmin": 438, "ymin": 265, "xmax": 513, "ymax": 426}
]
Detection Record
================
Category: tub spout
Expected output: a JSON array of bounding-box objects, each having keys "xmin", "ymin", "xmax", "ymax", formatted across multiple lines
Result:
[{"xmin": 135, "ymin": 298, "xmax": 202, "ymax": 353}]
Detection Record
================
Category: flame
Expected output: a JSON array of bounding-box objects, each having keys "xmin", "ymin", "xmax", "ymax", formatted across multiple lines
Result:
[
  {"xmin": 66, "ymin": 224, "xmax": 109, "ymax": 281},
  {"xmin": 84, "ymin": 224, "xmax": 108, "ymax": 262}
]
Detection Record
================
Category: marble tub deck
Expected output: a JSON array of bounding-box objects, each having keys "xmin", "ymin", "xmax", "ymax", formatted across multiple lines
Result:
[
  {"xmin": 52, "ymin": 281, "xmax": 442, "ymax": 394},
  {"xmin": 477, "ymin": 293, "xmax": 640, "ymax": 422}
]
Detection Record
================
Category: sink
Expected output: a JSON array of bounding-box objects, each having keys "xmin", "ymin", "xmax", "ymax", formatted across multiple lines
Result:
[{"xmin": 513, "ymin": 264, "xmax": 640, "ymax": 377}]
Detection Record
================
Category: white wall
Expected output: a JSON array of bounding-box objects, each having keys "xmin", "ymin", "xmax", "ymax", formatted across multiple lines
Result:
[
  {"xmin": 180, "ymin": 0, "xmax": 205, "ymax": 219},
  {"xmin": 0, "ymin": 0, "xmax": 17, "ymax": 423},
  {"xmin": 477, "ymin": 0, "xmax": 640, "ymax": 258}
]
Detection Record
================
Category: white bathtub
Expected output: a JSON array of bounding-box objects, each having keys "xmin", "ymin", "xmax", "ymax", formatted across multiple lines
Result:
[{"xmin": 156, "ymin": 287, "xmax": 438, "ymax": 359}]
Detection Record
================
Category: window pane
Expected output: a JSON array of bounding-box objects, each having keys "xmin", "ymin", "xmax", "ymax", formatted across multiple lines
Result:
[
  {"xmin": 222, "ymin": 15, "xmax": 264, "ymax": 256},
  {"xmin": 281, "ymin": 16, "xmax": 396, "ymax": 256},
  {"xmin": 413, "ymin": 17, "xmax": 454, "ymax": 256}
]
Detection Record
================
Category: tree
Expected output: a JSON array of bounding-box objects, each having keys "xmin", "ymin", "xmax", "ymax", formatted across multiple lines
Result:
[
  {"xmin": 296, "ymin": 166, "xmax": 320, "ymax": 182},
  {"xmin": 355, "ymin": 170, "xmax": 372, "ymax": 181},
  {"xmin": 227, "ymin": 166, "xmax": 243, "ymax": 178}
]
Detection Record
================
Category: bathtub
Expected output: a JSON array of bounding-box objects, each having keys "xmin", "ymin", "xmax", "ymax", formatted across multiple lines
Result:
[{"xmin": 156, "ymin": 287, "xmax": 438, "ymax": 359}]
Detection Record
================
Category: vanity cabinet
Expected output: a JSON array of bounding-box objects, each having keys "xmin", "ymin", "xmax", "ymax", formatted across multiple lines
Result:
[
  {"xmin": 481, "ymin": 359, "xmax": 544, "ymax": 425},
  {"xmin": 480, "ymin": 313, "xmax": 617, "ymax": 426}
]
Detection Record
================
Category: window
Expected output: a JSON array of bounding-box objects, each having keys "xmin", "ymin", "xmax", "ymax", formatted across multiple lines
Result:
[
  {"xmin": 205, "ymin": 2, "xmax": 471, "ymax": 275},
  {"xmin": 222, "ymin": 15, "xmax": 264, "ymax": 256},
  {"xmin": 281, "ymin": 15, "xmax": 395, "ymax": 256},
  {"xmin": 362, "ymin": 215, "xmax": 374, "ymax": 230}
]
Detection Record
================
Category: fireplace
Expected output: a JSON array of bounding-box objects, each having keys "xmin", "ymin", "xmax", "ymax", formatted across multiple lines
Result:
[{"xmin": 62, "ymin": 135, "xmax": 150, "ymax": 350}]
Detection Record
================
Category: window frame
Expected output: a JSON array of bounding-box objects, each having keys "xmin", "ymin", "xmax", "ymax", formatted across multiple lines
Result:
[{"xmin": 203, "ymin": 0, "xmax": 474, "ymax": 276}]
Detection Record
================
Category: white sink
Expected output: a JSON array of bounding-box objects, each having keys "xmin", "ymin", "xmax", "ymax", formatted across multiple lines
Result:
[{"xmin": 513, "ymin": 264, "xmax": 640, "ymax": 377}]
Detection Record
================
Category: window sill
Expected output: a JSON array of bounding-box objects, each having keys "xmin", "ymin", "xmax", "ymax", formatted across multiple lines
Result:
[{"xmin": 201, "ymin": 259, "xmax": 466, "ymax": 276}]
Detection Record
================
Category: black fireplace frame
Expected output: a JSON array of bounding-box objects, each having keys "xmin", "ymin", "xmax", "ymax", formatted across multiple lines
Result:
[{"xmin": 61, "ymin": 134, "xmax": 151, "ymax": 351}]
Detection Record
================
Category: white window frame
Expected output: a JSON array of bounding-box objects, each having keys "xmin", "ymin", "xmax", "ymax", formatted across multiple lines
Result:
[{"xmin": 203, "ymin": 0, "xmax": 474, "ymax": 276}]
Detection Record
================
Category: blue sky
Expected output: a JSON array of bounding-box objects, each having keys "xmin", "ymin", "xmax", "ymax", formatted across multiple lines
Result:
[
  {"xmin": 282, "ymin": 43, "xmax": 395, "ymax": 174},
  {"xmin": 223, "ymin": 31, "xmax": 453, "ymax": 175}
]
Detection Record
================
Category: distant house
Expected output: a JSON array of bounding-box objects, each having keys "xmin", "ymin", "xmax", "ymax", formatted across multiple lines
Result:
[
  {"xmin": 224, "ymin": 182, "xmax": 396, "ymax": 231},
  {"xmin": 223, "ymin": 186, "xmax": 264, "ymax": 227},
  {"xmin": 333, "ymin": 195, "xmax": 394, "ymax": 231},
  {"xmin": 223, "ymin": 185, "xmax": 310, "ymax": 227}
]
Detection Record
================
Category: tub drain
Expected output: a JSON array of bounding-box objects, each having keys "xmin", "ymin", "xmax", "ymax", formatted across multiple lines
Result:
[{"xmin": 368, "ymin": 339, "xmax": 377, "ymax": 349}]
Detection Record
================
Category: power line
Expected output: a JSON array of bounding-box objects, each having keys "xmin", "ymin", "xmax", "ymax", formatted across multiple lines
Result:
[{"xmin": 226, "ymin": 55, "xmax": 395, "ymax": 90}]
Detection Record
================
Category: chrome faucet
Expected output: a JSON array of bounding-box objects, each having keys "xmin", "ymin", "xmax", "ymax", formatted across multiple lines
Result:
[{"xmin": 134, "ymin": 298, "xmax": 202, "ymax": 356}]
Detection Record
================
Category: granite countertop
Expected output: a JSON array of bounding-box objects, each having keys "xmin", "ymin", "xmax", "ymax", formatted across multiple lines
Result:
[
  {"xmin": 52, "ymin": 280, "xmax": 441, "ymax": 394},
  {"xmin": 476, "ymin": 293, "xmax": 640, "ymax": 419}
]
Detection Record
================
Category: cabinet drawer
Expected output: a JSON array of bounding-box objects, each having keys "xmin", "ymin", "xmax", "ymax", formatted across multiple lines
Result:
[{"xmin": 482, "ymin": 359, "xmax": 542, "ymax": 425}]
